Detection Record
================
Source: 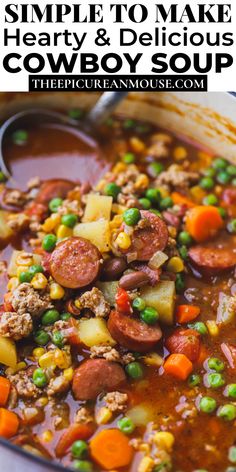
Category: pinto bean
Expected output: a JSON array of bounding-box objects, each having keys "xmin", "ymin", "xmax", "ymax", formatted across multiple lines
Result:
[
  {"xmin": 119, "ymin": 271, "xmax": 150, "ymax": 290},
  {"xmin": 102, "ymin": 257, "xmax": 127, "ymax": 281}
]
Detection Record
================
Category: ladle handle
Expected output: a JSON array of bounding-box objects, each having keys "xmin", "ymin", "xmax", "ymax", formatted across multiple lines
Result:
[{"xmin": 86, "ymin": 92, "xmax": 128, "ymax": 127}]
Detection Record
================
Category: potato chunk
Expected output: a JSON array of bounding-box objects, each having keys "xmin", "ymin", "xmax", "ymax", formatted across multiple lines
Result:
[
  {"xmin": 79, "ymin": 318, "xmax": 116, "ymax": 347},
  {"xmin": 140, "ymin": 281, "xmax": 176, "ymax": 325},
  {"xmin": 83, "ymin": 195, "xmax": 112, "ymax": 222},
  {"xmin": 0, "ymin": 337, "xmax": 17, "ymax": 367},
  {"xmin": 74, "ymin": 219, "xmax": 110, "ymax": 252}
]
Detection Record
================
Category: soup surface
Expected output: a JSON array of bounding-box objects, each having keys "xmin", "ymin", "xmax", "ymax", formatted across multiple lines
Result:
[{"xmin": 0, "ymin": 112, "xmax": 236, "ymax": 472}]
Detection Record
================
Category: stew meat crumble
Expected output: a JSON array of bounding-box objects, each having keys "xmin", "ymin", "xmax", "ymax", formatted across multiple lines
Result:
[{"xmin": 0, "ymin": 114, "xmax": 236, "ymax": 472}]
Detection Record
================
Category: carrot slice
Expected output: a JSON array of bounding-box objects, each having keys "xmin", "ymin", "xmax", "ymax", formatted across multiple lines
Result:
[
  {"xmin": 171, "ymin": 192, "xmax": 195, "ymax": 208},
  {"xmin": 185, "ymin": 205, "xmax": 223, "ymax": 242},
  {"xmin": 164, "ymin": 354, "xmax": 193, "ymax": 380},
  {"xmin": 0, "ymin": 408, "xmax": 19, "ymax": 438},
  {"xmin": 90, "ymin": 429, "xmax": 133, "ymax": 470},
  {"xmin": 0, "ymin": 377, "xmax": 11, "ymax": 406},
  {"xmin": 55, "ymin": 423, "xmax": 94, "ymax": 457},
  {"xmin": 176, "ymin": 305, "xmax": 200, "ymax": 324},
  {"xmin": 196, "ymin": 344, "xmax": 209, "ymax": 366}
]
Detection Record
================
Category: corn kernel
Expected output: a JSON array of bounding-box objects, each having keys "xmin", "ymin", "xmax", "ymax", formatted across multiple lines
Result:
[
  {"xmin": 96, "ymin": 407, "xmax": 112, "ymax": 425},
  {"xmin": 130, "ymin": 137, "xmax": 146, "ymax": 153},
  {"xmin": 143, "ymin": 352, "xmax": 164, "ymax": 367},
  {"xmin": 57, "ymin": 224, "xmax": 73, "ymax": 239},
  {"xmin": 158, "ymin": 187, "xmax": 170, "ymax": 199},
  {"xmin": 74, "ymin": 299, "xmax": 81, "ymax": 309},
  {"xmin": 112, "ymin": 162, "xmax": 127, "ymax": 174},
  {"xmin": 33, "ymin": 347, "xmax": 45, "ymax": 359},
  {"xmin": 41, "ymin": 430, "xmax": 53, "ymax": 443},
  {"xmin": 42, "ymin": 213, "xmax": 61, "ymax": 233},
  {"xmin": 31, "ymin": 273, "xmax": 48, "ymax": 290},
  {"xmin": 17, "ymin": 266, "xmax": 30, "ymax": 278},
  {"xmin": 15, "ymin": 361, "xmax": 27, "ymax": 372},
  {"xmin": 206, "ymin": 320, "xmax": 219, "ymax": 337},
  {"xmin": 39, "ymin": 351, "xmax": 56, "ymax": 369},
  {"xmin": 50, "ymin": 282, "xmax": 65, "ymax": 300},
  {"xmin": 135, "ymin": 174, "xmax": 149, "ymax": 190},
  {"xmin": 63, "ymin": 367, "xmax": 74, "ymax": 382},
  {"xmin": 153, "ymin": 431, "xmax": 175, "ymax": 451},
  {"xmin": 54, "ymin": 349, "xmax": 71, "ymax": 369},
  {"xmin": 137, "ymin": 456, "xmax": 155, "ymax": 472},
  {"xmin": 115, "ymin": 231, "xmax": 131, "ymax": 250},
  {"xmin": 112, "ymin": 204, "xmax": 127, "ymax": 215},
  {"xmin": 215, "ymin": 185, "xmax": 223, "ymax": 196},
  {"xmin": 110, "ymin": 215, "xmax": 123, "ymax": 230},
  {"xmin": 190, "ymin": 185, "xmax": 206, "ymax": 203},
  {"xmin": 173, "ymin": 146, "xmax": 187, "ymax": 161},
  {"xmin": 167, "ymin": 256, "xmax": 184, "ymax": 273},
  {"xmin": 198, "ymin": 151, "xmax": 212, "ymax": 167},
  {"xmin": 36, "ymin": 397, "xmax": 49, "ymax": 407},
  {"xmin": 7, "ymin": 277, "xmax": 19, "ymax": 291},
  {"xmin": 16, "ymin": 252, "xmax": 33, "ymax": 267}
]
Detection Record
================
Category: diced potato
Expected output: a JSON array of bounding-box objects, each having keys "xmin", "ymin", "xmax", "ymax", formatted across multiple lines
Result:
[
  {"xmin": 127, "ymin": 404, "xmax": 153, "ymax": 426},
  {"xmin": 0, "ymin": 337, "xmax": 17, "ymax": 367},
  {"xmin": 74, "ymin": 219, "xmax": 110, "ymax": 252},
  {"xmin": 96, "ymin": 281, "xmax": 118, "ymax": 306},
  {"xmin": 79, "ymin": 318, "xmax": 116, "ymax": 347},
  {"xmin": 83, "ymin": 195, "xmax": 112, "ymax": 222},
  {"xmin": 140, "ymin": 281, "xmax": 176, "ymax": 325},
  {"xmin": 216, "ymin": 293, "xmax": 234, "ymax": 325},
  {"xmin": 0, "ymin": 211, "xmax": 13, "ymax": 241},
  {"xmin": 8, "ymin": 250, "xmax": 42, "ymax": 277}
]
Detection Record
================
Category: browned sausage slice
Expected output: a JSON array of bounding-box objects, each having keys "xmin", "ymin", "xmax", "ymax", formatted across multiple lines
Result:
[
  {"xmin": 36, "ymin": 179, "xmax": 74, "ymax": 204},
  {"xmin": 108, "ymin": 310, "xmax": 162, "ymax": 352},
  {"xmin": 122, "ymin": 210, "xmax": 168, "ymax": 261},
  {"xmin": 72, "ymin": 359, "xmax": 126, "ymax": 400},
  {"xmin": 50, "ymin": 237, "xmax": 101, "ymax": 289},
  {"xmin": 188, "ymin": 246, "xmax": 236, "ymax": 275}
]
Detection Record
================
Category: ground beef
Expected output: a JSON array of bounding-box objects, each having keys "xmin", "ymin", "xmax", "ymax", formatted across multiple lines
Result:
[
  {"xmin": 9, "ymin": 370, "xmax": 41, "ymax": 399},
  {"xmin": 11, "ymin": 283, "xmax": 52, "ymax": 317},
  {"xmin": 58, "ymin": 199, "xmax": 82, "ymax": 216},
  {"xmin": 0, "ymin": 312, "xmax": 33, "ymax": 340},
  {"xmin": 103, "ymin": 391, "xmax": 128, "ymax": 412},
  {"xmin": 121, "ymin": 352, "xmax": 136, "ymax": 365},
  {"xmin": 7, "ymin": 213, "xmax": 30, "ymax": 232},
  {"xmin": 47, "ymin": 376, "xmax": 70, "ymax": 397},
  {"xmin": 75, "ymin": 407, "xmax": 94, "ymax": 424},
  {"xmin": 90, "ymin": 345, "xmax": 121, "ymax": 362},
  {"xmin": 3, "ymin": 189, "xmax": 27, "ymax": 207},
  {"xmin": 147, "ymin": 141, "xmax": 169, "ymax": 159},
  {"xmin": 79, "ymin": 287, "xmax": 110, "ymax": 318},
  {"xmin": 155, "ymin": 164, "xmax": 198, "ymax": 190},
  {"xmin": 228, "ymin": 295, "xmax": 236, "ymax": 313}
]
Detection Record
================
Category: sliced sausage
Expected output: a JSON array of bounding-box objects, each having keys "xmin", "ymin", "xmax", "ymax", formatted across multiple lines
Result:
[
  {"xmin": 165, "ymin": 328, "xmax": 200, "ymax": 362},
  {"xmin": 122, "ymin": 210, "xmax": 168, "ymax": 261},
  {"xmin": 72, "ymin": 359, "xmax": 126, "ymax": 400},
  {"xmin": 50, "ymin": 237, "xmax": 101, "ymax": 289},
  {"xmin": 36, "ymin": 179, "xmax": 74, "ymax": 205},
  {"xmin": 188, "ymin": 246, "xmax": 236, "ymax": 275},
  {"xmin": 108, "ymin": 310, "xmax": 162, "ymax": 353}
]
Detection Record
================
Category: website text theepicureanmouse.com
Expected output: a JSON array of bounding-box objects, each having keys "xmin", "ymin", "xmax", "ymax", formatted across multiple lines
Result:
[{"xmin": 29, "ymin": 75, "xmax": 207, "ymax": 91}]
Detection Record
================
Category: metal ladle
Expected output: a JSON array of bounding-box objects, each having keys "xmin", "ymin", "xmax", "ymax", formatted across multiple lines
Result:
[{"xmin": 0, "ymin": 91, "xmax": 128, "ymax": 178}]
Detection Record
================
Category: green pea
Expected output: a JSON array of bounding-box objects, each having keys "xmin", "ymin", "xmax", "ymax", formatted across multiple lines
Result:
[
  {"xmin": 73, "ymin": 460, "xmax": 93, "ymax": 472},
  {"xmin": 49, "ymin": 198, "xmax": 63, "ymax": 213},
  {"xmin": 206, "ymin": 373, "xmax": 225, "ymax": 389},
  {"xmin": 154, "ymin": 462, "xmax": 172, "ymax": 472},
  {"xmin": 148, "ymin": 162, "xmax": 164, "ymax": 177},
  {"xmin": 188, "ymin": 374, "xmax": 201, "ymax": 387},
  {"xmin": 199, "ymin": 177, "xmax": 214, "ymax": 190},
  {"xmin": 123, "ymin": 119, "xmax": 135, "ymax": 129},
  {"xmin": 232, "ymin": 178, "xmax": 236, "ymax": 187},
  {"xmin": 145, "ymin": 188, "xmax": 161, "ymax": 205},
  {"xmin": 217, "ymin": 171, "xmax": 231, "ymax": 185},
  {"xmin": 41, "ymin": 309, "xmax": 60, "ymax": 326},
  {"xmin": 0, "ymin": 171, "xmax": 6, "ymax": 182},
  {"xmin": 132, "ymin": 297, "xmax": 146, "ymax": 311},
  {"xmin": 125, "ymin": 361, "xmax": 143, "ymax": 379},
  {"xmin": 123, "ymin": 208, "xmax": 141, "ymax": 226},
  {"xmin": 229, "ymin": 446, "xmax": 236, "ymax": 463},
  {"xmin": 203, "ymin": 168, "xmax": 216, "ymax": 178},
  {"xmin": 188, "ymin": 322, "xmax": 208, "ymax": 336},
  {"xmin": 42, "ymin": 234, "xmax": 57, "ymax": 252},
  {"xmin": 138, "ymin": 198, "xmax": 151, "ymax": 210},
  {"xmin": 212, "ymin": 157, "xmax": 227, "ymax": 170},
  {"xmin": 199, "ymin": 396, "xmax": 217, "ymax": 413},
  {"xmin": 217, "ymin": 404, "xmax": 236, "ymax": 421},
  {"xmin": 71, "ymin": 440, "xmax": 88, "ymax": 459},
  {"xmin": 175, "ymin": 273, "xmax": 185, "ymax": 293},
  {"xmin": 32, "ymin": 368, "xmax": 48, "ymax": 388},
  {"xmin": 52, "ymin": 331, "xmax": 64, "ymax": 347},
  {"xmin": 227, "ymin": 165, "xmax": 236, "ymax": 176},
  {"xmin": 19, "ymin": 271, "xmax": 32, "ymax": 283},
  {"xmin": 117, "ymin": 416, "xmax": 135, "ymax": 435},
  {"xmin": 34, "ymin": 330, "xmax": 50, "ymax": 346},
  {"xmin": 225, "ymin": 384, "xmax": 236, "ymax": 399},
  {"xmin": 60, "ymin": 312, "xmax": 71, "ymax": 321},
  {"xmin": 140, "ymin": 306, "xmax": 159, "ymax": 325},
  {"xmin": 227, "ymin": 219, "xmax": 236, "ymax": 234},
  {"xmin": 61, "ymin": 214, "xmax": 78, "ymax": 228},
  {"xmin": 68, "ymin": 108, "xmax": 83, "ymax": 120},
  {"xmin": 179, "ymin": 245, "xmax": 188, "ymax": 261},
  {"xmin": 12, "ymin": 129, "xmax": 28, "ymax": 145},
  {"xmin": 104, "ymin": 182, "xmax": 121, "ymax": 200},
  {"xmin": 202, "ymin": 194, "xmax": 218, "ymax": 206},
  {"xmin": 178, "ymin": 231, "xmax": 192, "ymax": 246},
  {"xmin": 207, "ymin": 357, "xmax": 225, "ymax": 372},
  {"xmin": 218, "ymin": 207, "xmax": 227, "ymax": 219},
  {"xmin": 159, "ymin": 197, "xmax": 173, "ymax": 211},
  {"xmin": 28, "ymin": 264, "xmax": 44, "ymax": 277},
  {"xmin": 122, "ymin": 152, "xmax": 135, "ymax": 164}
]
